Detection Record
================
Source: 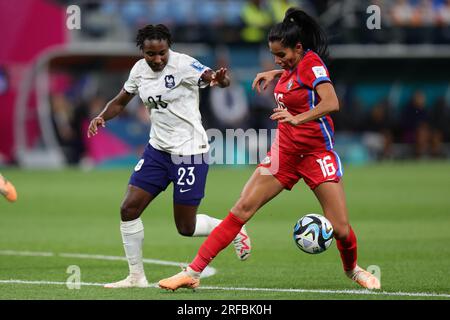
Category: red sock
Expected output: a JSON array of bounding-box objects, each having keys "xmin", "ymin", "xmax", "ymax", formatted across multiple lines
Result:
[
  {"xmin": 336, "ymin": 226, "xmax": 357, "ymax": 272},
  {"xmin": 189, "ymin": 212, "xmax": 245, "ymax": 272}
]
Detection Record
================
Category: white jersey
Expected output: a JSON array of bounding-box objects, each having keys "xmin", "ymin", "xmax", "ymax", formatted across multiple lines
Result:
[{"xmin": 124, "ymin": 49, "xmax": 211, "ymax": 155}]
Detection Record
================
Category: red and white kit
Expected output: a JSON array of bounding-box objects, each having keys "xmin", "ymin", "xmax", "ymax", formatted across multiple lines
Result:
[{"xmin": 261, "ymin": 49, "xmax": 343, "ymax": 190}]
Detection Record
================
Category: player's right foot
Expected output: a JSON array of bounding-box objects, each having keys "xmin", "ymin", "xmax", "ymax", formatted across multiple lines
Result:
[
  {"xmin": 158, "ymin": 267, "xmax": 200, "ymax": 291},
  {"xmin": 233, "ymin": 225, "xmax": 251, "ymax": 261},
  {"xmin": 104, "ymin": 274, "xmax": 148, "ymax": 288},
  {"xmin": 346, "ymin": 265, "xmax": 381, "ymax": 290},
  {"xmin": 0, "ymin": 174, "xmax": 17, "ymax": 202}
]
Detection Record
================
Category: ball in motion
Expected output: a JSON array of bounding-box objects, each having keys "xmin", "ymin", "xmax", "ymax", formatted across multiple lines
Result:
[{"xmin": 293, "ymin": 214, "xmax": 334, "ymax": 254}]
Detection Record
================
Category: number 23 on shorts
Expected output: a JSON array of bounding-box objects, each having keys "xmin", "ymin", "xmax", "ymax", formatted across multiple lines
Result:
[{"xmin": 177, "ymin": 167, "xmax": 196, "ymax": 186}]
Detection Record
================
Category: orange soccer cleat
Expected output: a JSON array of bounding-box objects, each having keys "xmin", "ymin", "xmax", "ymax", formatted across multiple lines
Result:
[
  {"xmin": 346, "ymin": 265, "xmax": 381, "ymax": 290},
  {"xmin": 0, "ymin": 174, "xmax": 17, "ymax": 202},
  {"xmin": 158, "ymin": 267, "xmax": 200, "ymax": 291}
]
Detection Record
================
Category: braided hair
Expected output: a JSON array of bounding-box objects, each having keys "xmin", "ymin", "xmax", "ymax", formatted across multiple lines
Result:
[
  {"xmin": 268, "ymin": 8, "xmax": 328, "ymax": 60},
  {"xmin": 136, "ymin": 24, "xmax": 172, "ymax": 50}
]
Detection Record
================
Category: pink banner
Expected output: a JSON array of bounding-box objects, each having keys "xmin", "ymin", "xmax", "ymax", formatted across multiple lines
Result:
[{"xmin": 0, "ymin": 0, "xmax": 66, "ymax": 163}]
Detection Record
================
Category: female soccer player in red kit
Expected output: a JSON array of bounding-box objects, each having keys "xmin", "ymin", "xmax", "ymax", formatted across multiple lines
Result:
[{"xmin": 159, "ymin": 8, "xmax": 380, "ymax": 291}]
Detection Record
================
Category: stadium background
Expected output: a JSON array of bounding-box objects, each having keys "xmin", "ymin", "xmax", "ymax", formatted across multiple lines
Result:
[{"xmin": 0, "ymin": 0, "xmax": 449, "ymax": 300}]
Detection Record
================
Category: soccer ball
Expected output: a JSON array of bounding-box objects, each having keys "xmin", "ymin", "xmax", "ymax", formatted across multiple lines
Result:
[{"xmin": 293, "ymin": 214, "xmax": 334, "ymax": 254}]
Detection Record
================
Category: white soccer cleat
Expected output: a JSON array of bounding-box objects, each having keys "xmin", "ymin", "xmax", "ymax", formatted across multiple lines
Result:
[
  {"xmin": 104, "ymin": 274, "xmax": 149, "ymax": 288},
  {"xmin": 233, "ymin": 225, "xmax": 251, "ymax": 261},
  {"xmin": 346, "ymin": 265, "xmax": 381, "ymax": 290}
]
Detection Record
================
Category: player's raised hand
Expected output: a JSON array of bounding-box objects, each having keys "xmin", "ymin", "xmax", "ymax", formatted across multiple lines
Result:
[
  {"xmin": 270, "ymin": 107, "xmax": 299, "ymax": 126},
  {"xmin": 87, "ymin": 116, "xmax": 106, "ymax": 138},
  {"xmin": 210, "ymin": 67, "xmax": 228, "ymax": 87},
  {"xmin": 252, "ymin": 70, "xmax": 280, "ymax": 93}
]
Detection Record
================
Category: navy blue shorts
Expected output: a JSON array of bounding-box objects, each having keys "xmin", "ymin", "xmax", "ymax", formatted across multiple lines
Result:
[{"xmin": 129, "ymin": 144, "xmax": 209, "ymax": 206}]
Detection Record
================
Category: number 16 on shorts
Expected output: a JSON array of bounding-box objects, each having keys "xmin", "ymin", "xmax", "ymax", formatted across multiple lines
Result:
[
  {"xmin": 316, "ymin": 156, "xmax": 336, "ymax": 177},
  {"xmin": 316, "ymin": 151, "xmax": 343, "ymax": 179}
]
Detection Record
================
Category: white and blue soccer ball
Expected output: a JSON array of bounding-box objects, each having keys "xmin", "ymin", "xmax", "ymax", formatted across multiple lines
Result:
[{"xmin": 293, "ymin": 214, "xmax": 334, "ymax": 254}]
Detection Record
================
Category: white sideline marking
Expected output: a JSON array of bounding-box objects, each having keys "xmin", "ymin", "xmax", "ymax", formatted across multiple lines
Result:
[
  {"xmin": 0, "ymin": 279, "xmax": 449, "ymax": 298},
  {"xmin": 199, "ymin": 286, "xmax": 450, "ymax": 298},
  {"xmin": 0, "ymin": 250, "xmax": 54, "ymax": 257},
  {"xmin": 1, "ymin": 250, "xmax": 449, "ymax": 298},
  {"xmin": 0, "ymin": 250, "xmax": 216, "ymax": 279},
  {"xmin": 0, "ymin": 280, "xmax": 104, "ymax": 287}
]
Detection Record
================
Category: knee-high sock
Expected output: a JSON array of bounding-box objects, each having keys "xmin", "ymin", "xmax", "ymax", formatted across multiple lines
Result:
[
  {"xmin": 189, "ymin": 212, "xmax": 245, "ymax": 272},
  {"xmin": 120, "ymin": 218, "xmax": 145, "ymax": 276},
  {"xmin": 192, "ymin": 214, "xmax": 222, "ymax": 237},
  {"xmin": 336, "ymin": 226, "xmax": 357, "ymax": 272}
]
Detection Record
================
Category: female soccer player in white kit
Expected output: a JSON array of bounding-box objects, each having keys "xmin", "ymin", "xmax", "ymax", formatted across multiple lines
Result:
[{"xmin": 87, "ymin": 24, "xmax": 251, "ymax": 288}]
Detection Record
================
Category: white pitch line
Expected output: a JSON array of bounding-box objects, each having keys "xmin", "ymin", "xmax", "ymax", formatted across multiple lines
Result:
[
  {"xmin": 58, "ymin": 252, "xmax": 216, "ymax": 278},
  {"xmin": 199, "ymin": 285, "xmax": 450, "ymax": 298},
  {"xmin": 0, "ymin": 250, "xmax": 216, "ymax": 279},
  {"xmin": 0, "ymin": 250, "xmax": 54, "ymax": 257},
  {"xmin": 0, "ymin": 279, "xmax": 449, "ymax": 298},
  {"xmin": 1, "ymin": 250, "xmax": 449, "ymax": 298},
  {"xmin": 0, "ymin": 279, "xmax": 104, "ymax": 287}
]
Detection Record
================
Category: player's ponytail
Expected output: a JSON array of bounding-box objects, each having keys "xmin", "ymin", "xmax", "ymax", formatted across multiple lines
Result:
[{"xmin": 268, "ymin": 8, "xmax": 329, "ymax": 60}]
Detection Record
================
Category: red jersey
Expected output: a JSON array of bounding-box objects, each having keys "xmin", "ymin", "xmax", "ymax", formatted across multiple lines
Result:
[{"xmin": 272, "ymin": 50, "xmax": 334, "ymax": 154}]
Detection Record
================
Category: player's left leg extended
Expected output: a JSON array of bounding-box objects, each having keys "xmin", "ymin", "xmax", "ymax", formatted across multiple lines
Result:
[
  {"xmin": 104, "ymin": 185, "xmax": 155, "ymax": 289},
  {"xmin": 171, "ymin": 154, "xmax": 251, "ymax": 261},
  {"xmin": 159, "ymin": 167, "xmax": 284, "ymax": 291},
  {"xmin": 313, "ymin": 180, "xmax": 380, "ymax": 290},
  {"xmin": 173, "ymin": 204, "xmax": 251, "ymax": 261}
]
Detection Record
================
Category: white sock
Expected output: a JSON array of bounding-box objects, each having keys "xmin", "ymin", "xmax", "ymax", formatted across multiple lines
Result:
[
  {"xmin": 192, "ymin": 214, "xmax": 222, "ymax": 237},
  {"xmin": 120, "ymin": 218, "xmax": 145, "ymax": 277},
  {"xmin": 185, "ymin": 266, "xmax": 201, "ymax": 279}
]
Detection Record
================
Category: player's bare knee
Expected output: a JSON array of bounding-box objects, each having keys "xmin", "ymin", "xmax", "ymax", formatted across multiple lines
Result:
[
  {"xmin": 176, "ymin": 224, "xmax": 195, "ymax": 237},
  {"xmin": 231, "ymin": 201, "xmax": 254, "ymax": 221},
  {"xmin": 120, "ymin": 203, "xmax": 141, "ymax": 222}
]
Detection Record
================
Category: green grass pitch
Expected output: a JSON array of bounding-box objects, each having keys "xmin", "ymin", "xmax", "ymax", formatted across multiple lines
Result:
[{"xmin": 0, "ymin": 162, "xmax": 449, "ymax": 300}]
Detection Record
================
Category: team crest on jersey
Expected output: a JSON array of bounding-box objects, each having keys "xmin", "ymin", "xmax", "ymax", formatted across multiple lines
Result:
[
  {"xmin": 287, "ymin": 79, "xmax": 294, "ymax": 90},
  {"xmin": 164, "ymin": 75, "xmax": 175, "ymax": 88}
]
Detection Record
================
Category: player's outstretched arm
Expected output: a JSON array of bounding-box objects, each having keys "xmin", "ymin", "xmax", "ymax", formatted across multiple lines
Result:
[
  {"xmin": 202, "ymin": 68, "xmax": 230, "ymax": 88},
  {"xmin": 87, "ymin": 89, "xmax": 134, "ymax": 138},
  {"xmin": 252, "ymin": 69, "xmax": 283, "ymax": 93}
]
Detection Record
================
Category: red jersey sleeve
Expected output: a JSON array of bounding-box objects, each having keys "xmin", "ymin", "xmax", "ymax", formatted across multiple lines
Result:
[{"xmin": 297, "ymin": 51, "xmax": 331, "ymax": 89}]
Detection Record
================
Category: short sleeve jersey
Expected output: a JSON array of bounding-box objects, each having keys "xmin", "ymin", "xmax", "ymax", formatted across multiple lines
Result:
[
  {"xmin": 272, "ymin": 49, "xmax": 335, "ymax": 154},
  {"xmin": 124, "ymin": 49, "xmax": 211, "ymax": 155}
]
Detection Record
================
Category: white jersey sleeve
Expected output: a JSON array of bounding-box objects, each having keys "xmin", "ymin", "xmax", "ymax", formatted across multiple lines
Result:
[
  {"xmin": 179, "ymin": 54, "xmax": 211, "ymax": 88},
  {"xmin": 123, "ymin": 52, "xmax": 212, "ymax": 156},
  {"xmin": 123, "ymin": 62, "xmax": 140, "ymax": 95}
]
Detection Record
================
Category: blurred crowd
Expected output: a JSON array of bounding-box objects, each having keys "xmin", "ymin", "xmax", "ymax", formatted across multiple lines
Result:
[
  {"xmin": 43, "ymin": 0, "xmax": 450, "ymax": 165},
  {"xmin": 333, "ymin": 89, "xmax": 450, "ymax": 160},
  {"xmin": 49, "ymin": 65, "xmax": 450, "ymax": 165},
  {"xmin": 56, "ymin": 0, "xmax": 450, "ymax": 44}
]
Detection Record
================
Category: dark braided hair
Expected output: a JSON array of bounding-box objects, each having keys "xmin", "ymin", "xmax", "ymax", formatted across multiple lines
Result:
[
  {"xmin": 136, "ymin": 24, "xmax": 172, "ymax": 50},
  {"xmin": 268, "ymin": 8, "xmax": 328, "ymax": 60}
]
